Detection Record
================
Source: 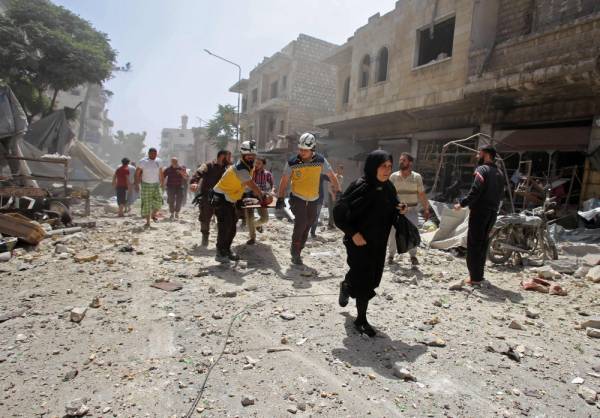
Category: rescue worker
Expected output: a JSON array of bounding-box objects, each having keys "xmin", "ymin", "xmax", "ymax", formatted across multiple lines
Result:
[
  {"xmin": 454, "ymin": 144, "xmax": 504, "ymax": 286},
  {"xmin": 275, "ymin": 133, "xmax": 340, "ymax": 265},
  {"xmin": 212, "ymin": 141, "xmax": 263, "ymax": 263},
  {"xmin": 190, "ymin": 150, "xmax": 232, "ymax": 246}
]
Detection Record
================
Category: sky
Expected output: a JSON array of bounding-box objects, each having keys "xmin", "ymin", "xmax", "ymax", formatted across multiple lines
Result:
[{"xmin": 52, "ymin": 0, "xmax": 396, "ymax": 149}]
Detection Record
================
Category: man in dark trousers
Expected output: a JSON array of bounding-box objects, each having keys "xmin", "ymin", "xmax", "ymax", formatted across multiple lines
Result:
[
  {"xmin": 190, "ymin": 150, "xmax": 232, "ymax": 246},
  {"xmin": 454, "ymin": 144, "xmax": 504, "ymax": 286}
]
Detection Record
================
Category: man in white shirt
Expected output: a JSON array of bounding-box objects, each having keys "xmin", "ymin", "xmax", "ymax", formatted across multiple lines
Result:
[
  {"xmin": 135, "ymin": 148, "xmax": 164, "ymax": 227},
  {"xmin": 388, "ymin": 152, "xmax": 430, "ymax": 266}
]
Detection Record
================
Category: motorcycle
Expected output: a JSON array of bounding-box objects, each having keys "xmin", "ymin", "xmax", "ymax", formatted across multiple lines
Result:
[{"xmin": 488, "ymin": 197, "xmax": 558, "ymax": 264}]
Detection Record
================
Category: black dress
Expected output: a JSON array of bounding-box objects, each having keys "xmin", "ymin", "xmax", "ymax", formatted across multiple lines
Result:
[{"xmin": 334, "ymin": 154, "xmax": 398, "ymax": 301}]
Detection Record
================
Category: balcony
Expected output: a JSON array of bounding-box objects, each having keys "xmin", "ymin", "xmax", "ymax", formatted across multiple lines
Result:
[{"xmin": 256, "ymin": 95, "xmax": 289, "ymax": 112}]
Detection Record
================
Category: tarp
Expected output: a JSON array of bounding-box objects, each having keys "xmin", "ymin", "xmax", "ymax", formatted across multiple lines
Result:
[
  {"xmin": 421, "ymin": 201, "xmax": 470, "ymax": 249},
  {"xmin": 0, "ymin": 86, "xmax": 28, "ymax": 139},
  {"xmin": 68, "ymin": 141, "xmax": 113, "ymax": 181},
  {"xmin": 24, "ymin": 110, "xmax": 75, "ymax": 154}
]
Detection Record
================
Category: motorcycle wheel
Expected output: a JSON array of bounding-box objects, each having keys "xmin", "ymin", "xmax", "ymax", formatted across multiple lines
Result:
[{"xmin": 487, "ymin": 228, "xmax": 513, "ymax": 264}]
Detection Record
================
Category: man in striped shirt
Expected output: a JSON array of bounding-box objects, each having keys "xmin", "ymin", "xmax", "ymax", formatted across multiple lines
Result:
[{"xmin": 245, "ymin": 157, "xmax": 274, "ymax": 245}]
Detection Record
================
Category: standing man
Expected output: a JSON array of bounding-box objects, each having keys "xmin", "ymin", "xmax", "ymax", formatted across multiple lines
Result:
[
  {"xmin": 212, "ymin": 141, "xmax": 263, "ymax": 263},
  {"xmin": 135, "ymin": 148, "xmax": 164, "ymax": 227},
  {"xmin": 126, "ymin": 161, "xmax": 138, "ymax": 213},
  {"xmin": 387, "ymin": 152, "xmax": 430, "ymax": 266},
  {"xmin": 112, "ymin": 158, "xmax": 130, "ymax": 217},
  {"xmin": 246, "ymin": 157, "xmax": 274, "ymax": 245},
  {"xmin": 163, "ymin": 157, "xmax": 188, "ymax": 220},
  {"xmin": 275, "ymin": 133, "xmax": 340, "ymax": 265},
  {"xmin": 190, "ymin": 150, "xmax": 232, "ymax": 246},
  {"xmin": 327, "ymin": 164, "xmax": 344, "ymax": 228},
  {"xmin": 454, "ymin": 145, "xmax": 504, "ymax": 286}
]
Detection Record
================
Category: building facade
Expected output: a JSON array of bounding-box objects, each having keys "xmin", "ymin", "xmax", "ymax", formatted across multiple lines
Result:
[
  {"xmin": 160, "ymin": 115, "xmax": 195, "ymax": 168},
  {"xmin": 317, "ymin": 0, "xmax": 600, "ymax": 205},
  {"xmin": 231, "ymin": 34, "xmax": 338, "ymax": 153}
]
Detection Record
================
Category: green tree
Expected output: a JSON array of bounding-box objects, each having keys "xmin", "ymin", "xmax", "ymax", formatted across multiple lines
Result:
[
  {"xmin": 207, "ymin": 104, "xmax": 236, "ymax": 151},
  {"xmin": 0, "ymin": 0, "xmax": 117, "ymax": 120},
  {"xmin": 112, "ymin": 130, "xmax": 146, "ymax": 164}
]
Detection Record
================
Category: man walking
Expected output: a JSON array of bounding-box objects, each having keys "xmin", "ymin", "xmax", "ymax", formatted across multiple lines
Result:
[
  {"xmin": 190, "ymin": 150, "xmax": 232, "ymax": 246},
  {"xmin": 112, "ymin": 158, "xmax": 130, "ymax": 217},
  {"xmin": 246, "ymin": 157, "xmax": 273, "ymax": 245},
  {"xmin": 454, "ymin": 145, "xmax": 504, "ymax": 286},
  {"xmin": 163, "ymin": 157, "xmax": 188, "ymax": 220},
  {"xmin": 276, "ymin": 133, "xmax": 340, "ymax": 265},
  {"xmin": 212, "ymin": 141, "xmax": 263, "ymax": 263},
  {"xmin": 387, "ymin": 152, "xmax": 430, "ymax": 266},
  {"xmin": 135, "ymin": 148, "xmax": 164, "ymax": 227}
]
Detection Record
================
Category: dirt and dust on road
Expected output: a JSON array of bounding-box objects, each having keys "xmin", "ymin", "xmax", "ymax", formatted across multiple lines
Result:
[{"xmin": 1, "ymin": 200, "xmax": 599, "ymax": 418}]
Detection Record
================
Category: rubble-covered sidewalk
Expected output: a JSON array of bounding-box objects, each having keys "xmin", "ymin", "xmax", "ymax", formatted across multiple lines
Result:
[{"xmin": 0, "ymin": 201, "xmax": 599, "ymax": 417}]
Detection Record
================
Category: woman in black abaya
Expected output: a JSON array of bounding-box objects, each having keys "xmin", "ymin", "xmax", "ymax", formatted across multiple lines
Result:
[{"xmin": 334, "ymin": 150, "xmax": 402, "ymax": 337}]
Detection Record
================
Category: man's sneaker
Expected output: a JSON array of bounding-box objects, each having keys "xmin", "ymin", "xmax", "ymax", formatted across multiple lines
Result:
[
  {"xmin": 291, "ymin": 254, "xmax": 303, "ymax": 265},
  {"xmin": 410, "ymin": 256, "xmax": 419, "ymax": 266},
  {"xmin": 227, "ymin": 251, "xmax": 240, "ymax": 262},
  {"xmin": 201, "ymin": 234, "xmax": 209, "ymax": 247},
  {"xmin": 215, "ymin": 253, "xmax": 230, "ymax": 264},
  {"xmin": 338, "ymin": 281, "xmax": 349, "ymax": 307},
  {"xmin": 246, "ymin": 238, "xmax": 256, "ymax": 245}
]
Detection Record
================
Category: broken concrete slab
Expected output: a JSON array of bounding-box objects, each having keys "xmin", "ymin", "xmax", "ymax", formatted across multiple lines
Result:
[
  {"xmin": 585, "ymin": 265, "xmax": 600, "ymax": 283},
  {"xmin": 70, "ymin": 307, "xmax": 87, "ymax": 323}
]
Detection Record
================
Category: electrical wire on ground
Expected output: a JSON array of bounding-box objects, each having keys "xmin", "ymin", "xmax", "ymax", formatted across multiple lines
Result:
[{"xmin": 184, "ymin": 292, "xmax": 337, "ymax": 418}]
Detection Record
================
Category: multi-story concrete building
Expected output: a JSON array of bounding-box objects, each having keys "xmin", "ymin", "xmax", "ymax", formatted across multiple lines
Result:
[
  {"xmin": 160, "ymin": 115, "xmax": 196, "ymax": 168},
  {"xmin": 230, "ymin": 34, "xmax": 338, "ymax": 154},
  {"xmin": 317, "ymin": 0, "xmax": 600, "ymax": 205}
]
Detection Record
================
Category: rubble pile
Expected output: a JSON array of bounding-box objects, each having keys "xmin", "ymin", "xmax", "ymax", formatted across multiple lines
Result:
[{"xmin": 0, "ymin": 202, "xmax": 599, "ymax": 416}]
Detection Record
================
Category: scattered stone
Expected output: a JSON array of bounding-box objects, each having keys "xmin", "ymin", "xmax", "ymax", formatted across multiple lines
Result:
[
  {"xmin": 297, "ymin": 402, "xmax": 307, "ymax": 412},
  {"xmin": 509, "ymin": 320, "xmax": 525, "ymax": 330},
  {"xmin": 525, "ymin": 308, "xmax": 540, "ymax": 319},
  {"xmin": 585, "ymin": 265, "xmax": 600, "ymax": 283},
  {"xmin": 423, "ymin": 336, "xmax": 446, "ymax": 347},
  {"xmin": 245, "ymin": 355, "xmax": 259, "ymax": 365},
  {"xmin": 89, "ymin": 296, "xmax": 100, "ymax": 309},
  {"xmin": 280, "ymin": 312, "xmax": 296, "ymax": 321},
  {"xmin": 548, "ymin": 259, "xmax": 578, "ymax": 274},
  {"xmin": 73, "ymin": 253, "xmax": 98, "ymax": 263},
  {"xmin": 63, "ymin": 369, "xmax": 78, "ymax": 381},
  {"xmin": 287, "ymin": 406, "xmax": 298, "ymax": 414},
  {"xmin": 534, "ymin": 265, "xmax": 561, "ymax": 280},
  {"xmin": 586, "ymin": 327, "xmax": 600, "ymax": 339},
  {"xmin": 571, "ymin": 377, "xmax": 585, "ymax": 385},
  {"xmin": 281, "ymin": 336, "xmax": 289, "ymax": 344},
  {"xmin": 266, "ymin": 347, "xmax": 292, "ymax": 353},
  {"xmin": 244, "ymin": 284, "xmax": 258, "ymax": 291},
  {"xmin": 212, "ymin": 313, "xmax": 223, "ymax": 320},
  {"xmin": 580, "ymin": 317, "xmax": 600, "ymax": 330},
  {"xmin": 583, "ymin": 254, "xmax": 600, "ymax": 266},
  {"xmin": 65, "ymin": 398, "xmax": 89, "ymax": 416},
  {"xmin": 70, "ymin": 307, "xmax": 87, "ymax": 323},
  {"xmin": 574, "ymin": 266, "xmax": 590, "ymax": 278},
  {"xmin": 392, "ymin": 364, "xmax": 416, "ymax": 381},
  {"xmin": 208, "ymin": 286, "xmax": 216, "ymax": 294},
  {"xmin": 578, "ymin": 386, "xmax": 597, "ymax": 405},
  {"xmin": 448, "ymin": 280, "xmax": 463, "ymax": 291},
  {"xmin": 55, "ymin": 244, "xmax": 70, "ymax": 254},
  {"xmin": 201, "ymin": 348, "xmax": 213, "ymax": 356},
  {"xmin": 222, "ymin": 291, "xmax": 237, "ymax": 298},
  {"xmin": 241, "ymin": 395, "xmax": 255, "ymax": 407},
  {"xmin": 15, "ymin": 333, "xmax": 27, "ymax": 342}
]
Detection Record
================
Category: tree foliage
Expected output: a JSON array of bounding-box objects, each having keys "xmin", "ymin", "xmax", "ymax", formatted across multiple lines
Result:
[
  {"xmin": 207, "ymin": 104, "xmax": 236, "ymax": 151},
  {"xmin": 111, "ymin": 130, "xmax": 146, "ymax": 165},
  {"xmin": 0, "ymin": 0, "xmax": 117, "ymax": 120}
]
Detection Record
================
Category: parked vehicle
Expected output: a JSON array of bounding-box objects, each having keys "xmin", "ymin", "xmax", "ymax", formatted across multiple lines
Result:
[{"xmin": 488, "ymin": 196, "xmax": 558, "ymax": 264}]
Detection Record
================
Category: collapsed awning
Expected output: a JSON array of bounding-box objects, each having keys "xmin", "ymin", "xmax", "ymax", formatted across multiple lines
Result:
[{"xmin": 495, "ymin": 127, "xmax": 591, "ymax": 152}]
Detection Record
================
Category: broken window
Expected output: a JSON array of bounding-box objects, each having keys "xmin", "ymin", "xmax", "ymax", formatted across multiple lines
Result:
[
  {"xmin": 251, "ymin": 88, "xmax": 258, "ymax": 105},
  {"xmin": 359, "ymin": 55, "xmax": 370, "ymax": 88},
  {"xmin": 282, "ymin": 75, "xmax": 287, "ymax": 90},
  {"xmin": 376, "ymin": 47, "xmax": 388, "ymax": 82},
  {"xmin": 342, "ymin": 77, "xmax": 350, "ymax": 104},
  {"xmin": 270, "ymin": 81, "xmax": 278, "ymax": 99},
  {"xmin": 416, "ymin": 17, "xmax": 455, "ymax": 67},
  {"xmin": 279, "ymin": 120, "xmax": 285, "ymax": 134},
  {"xmin": 242, "ymin": 97, "xmax": 247, "ymax": 113},
  {"xmin": 268, "ymin": 117, "xmax": 276, "ymax": 133}
]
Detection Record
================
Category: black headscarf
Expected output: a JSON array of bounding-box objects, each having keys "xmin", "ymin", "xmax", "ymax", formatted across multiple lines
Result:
[{"xmin": 363, "ymin": 150, "xmax": 393, "ymax": 185}]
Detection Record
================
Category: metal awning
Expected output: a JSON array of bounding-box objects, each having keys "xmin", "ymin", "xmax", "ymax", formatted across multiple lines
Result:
[{"xmin": 495, "ymin": 127, "xmax": 590, "ymax": 152}]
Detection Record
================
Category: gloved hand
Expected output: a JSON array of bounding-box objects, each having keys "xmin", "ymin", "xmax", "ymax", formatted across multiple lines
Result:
[{"xmin": 275, "ymin": 197, "xmax": 285, "ymax": 210}]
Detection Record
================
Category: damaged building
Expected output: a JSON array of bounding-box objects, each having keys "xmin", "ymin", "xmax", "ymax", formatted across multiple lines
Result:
[
  {"xmin": 316, "ymin": 0, "xmax": 600, "ymax": 210},
  {"xmin": 230, "ymin": 34, "xmax": 338, "ymax": 171}
]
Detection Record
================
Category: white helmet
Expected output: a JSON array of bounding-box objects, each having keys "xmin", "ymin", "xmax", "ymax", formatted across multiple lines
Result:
[
  {"xmin": 240, "ymin": 140, "xmax": 256, "ymax": 155},
  {"xmin": 298, "ymin": 132, "xmax": 316, "ymax": 150}
]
